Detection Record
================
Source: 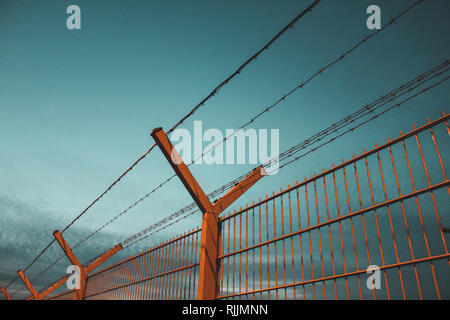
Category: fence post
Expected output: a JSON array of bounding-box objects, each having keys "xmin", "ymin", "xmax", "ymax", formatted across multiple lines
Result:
[
  {"xmin": 53, "ymin": 230, "xmax": 85, "ymax": 300},
  {"xmin": 197, "ymin": 211, "xmax": 220, "ymax": 299},
  {"xmin": 53, "ymin": 230, "xmax": 123, "ymax": 300},
  {"xmin": 151, "ymin": 127, "xmax": 265, "ymax": 300},
  {"xmin": 1, "ymin": 287, "xmax": 11, "ymax": 300},
  {"xmin": 17, "ymin": 270, "xmax": 39, "ymax": 300}
]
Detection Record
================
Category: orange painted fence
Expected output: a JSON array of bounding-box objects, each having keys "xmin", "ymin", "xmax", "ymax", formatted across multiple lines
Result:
[
  {"xmin": 84, "ymin": 228, "xmax": 202, "ymax": 300},
  {"xmin": 48, "ymin": 113, "xmax": 450, "ymax": 300}
]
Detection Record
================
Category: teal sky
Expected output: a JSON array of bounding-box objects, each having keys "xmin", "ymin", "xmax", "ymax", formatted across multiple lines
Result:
[{"xmin": 0, "ymin": 0, "xmax": 449, "ymax": 297}]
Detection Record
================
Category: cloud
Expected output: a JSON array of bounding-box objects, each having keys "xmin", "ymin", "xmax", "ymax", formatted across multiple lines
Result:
[{"xmin": 0, "ymin": 192, "xmax": 128, "ymax": 296}]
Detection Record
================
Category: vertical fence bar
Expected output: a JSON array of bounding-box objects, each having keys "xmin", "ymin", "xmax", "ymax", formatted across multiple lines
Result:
[
  {"xmin": 226, "ymin": 213, "xmax": 231, "ymax": 298},
  {"xmin": 245, "ymin": 205, "xmax": 249, "ymax": 296},
  {"xmin": 233, "ymin": 213, "xmax": 236, "ymax": 298},
  {"xmin": 332, "ymin": 164, "xmax": 350, "ymax": 299},
  {"xmin": 313, "ymin": 175, "xmax": 326, "ymax": 299},
  {"xmin": 258, "ymin": 199, "xmax": 262, "ymax": 300},
  {"xmin": 288, "ymin": 186, "xmax": 296, "ymax": 300},
  {"xmin": 296, "ymin": 184, "xmax": 305, "ymax": 300},
  {"xmin": 322, "ymin": 170, "xmax": 338, "ymax": 299},
  {"xmin": 252, "ymin": 202, "xmax": 255, "ymax": 300},
  {"xmin": 280, "ymin": 189, "xmax": 288, "ymax": 299},
  {"xmin": 363, "ymin": 150, "xmax": 390, "ymax": 299},
  {"xmin": 352, "ymin": 154, "xmax": 374, "ymax": 299},
  {"xmin": 304, "ymin": 178, "xmax": 315, "ymax": 299},
  {"xmin": 265, "ymin": 195, "xmax": 270, "ymax": 300},
  {"xmin": 342, "ymin": 162, "xmax": 363, "ymax": 299},
  {"xmin": 193, "ymin": 231, "xmax": 199, "ymax": 300},
  {"xmin": 375, "ymin": 146, "xmax": 406, "ymax": 299},
  {"xmin": 239, "ymin": 207, "xmax": 242, "ymax": 297},
  {"xmin": 272, "ymin": 193, "xmax": 279, "ymax": 300}
]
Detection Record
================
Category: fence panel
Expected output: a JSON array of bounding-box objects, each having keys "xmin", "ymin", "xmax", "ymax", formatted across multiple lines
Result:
[
  {"xmin": 216, "ymin": 114, "xmax": 449, "ymax": 300},
  {"xmin": 47, "ymin": 290, "xmax": 75, "ymax": 300},
  {"xmin": 84, "ymin": 228, "xmax": 201, "ymax": 300}
]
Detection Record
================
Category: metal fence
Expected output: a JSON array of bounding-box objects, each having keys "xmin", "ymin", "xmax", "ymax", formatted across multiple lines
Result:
[
  {"xmin": 47, "ymin": 289, "xmax": 75, "ymax": 300},
  {"xmin": 49, "ymin": 113, "xmax": 450, "ymax": 300},
  {"xmin": 83, "ymin": 228, "xmax": 202, "ymax": 300},
  {"xmin": 216, "ymin": 114, "xmax": 449, "ymax": 300}
]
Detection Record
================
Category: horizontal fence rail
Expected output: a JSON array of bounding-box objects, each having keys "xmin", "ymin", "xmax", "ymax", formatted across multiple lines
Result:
[
  {"xmin": 82, "ymin": 113, "xmax": 449, "ymax": 300},
  {"xmin": 47, "ymin": 290, "xmax": 75, "ymax": 300}
]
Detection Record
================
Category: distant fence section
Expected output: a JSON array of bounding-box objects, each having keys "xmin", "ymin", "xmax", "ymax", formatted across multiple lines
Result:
[
  {"xmin": 48, "ymin": 113, "xmax": 450, "ymax": 300},
  {"xmin": 84, "ymin": 229, "xmax": 201, "ymax": 300}
]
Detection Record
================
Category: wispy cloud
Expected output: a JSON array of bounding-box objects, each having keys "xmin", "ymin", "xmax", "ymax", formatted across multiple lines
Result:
[{"xmin": 0, "ymin": 192, "xmax": 128, "ymax": 295}]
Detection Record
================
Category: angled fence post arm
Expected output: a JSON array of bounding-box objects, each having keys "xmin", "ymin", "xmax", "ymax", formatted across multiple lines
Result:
[
  {"xmin": 38, "ymin": 276, "xmax": 68, "ymax": 300},
  {"xmin": 53, "ymin": 231, "xmax": 82, "ymax": 267},
  {"xmin": 212, "ymin": 166, "xmax": 266, "ymax": 215},
  {"xmin": 53, "ymin": 229, "xmax": 123, "ymax": 300},
  {"xmin": 84, "ymin": 244, "xmax": 123, "ymax": 274},
  {"xmin": 151, "ymin": 127, "xmax": 214, "ymax": 213},
  {"xmin": 52, "ymin": 230, "xmax": 85, "ymax": 300},
  {"xmin": 17, "ymin": 270, "xmax": 39, "ymax": 300},
  {"xmin": 1, "ymin": 287, "xmax": 11, "ymax": 300},
  {"xmin": 151, "ymin": 127, "xmax": 265, "ymax": 300}
]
